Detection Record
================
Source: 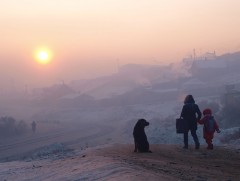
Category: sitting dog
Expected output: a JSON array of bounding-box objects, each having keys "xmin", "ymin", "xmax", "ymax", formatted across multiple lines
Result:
[{"xmin": 133, "ymin": 119, "xmax": 151, "ymax": 153}]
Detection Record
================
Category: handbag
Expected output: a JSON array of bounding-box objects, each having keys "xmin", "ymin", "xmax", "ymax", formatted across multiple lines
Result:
[{"xmin": 176, "ymin": 118, "xmax": 189, "ymax": 134}]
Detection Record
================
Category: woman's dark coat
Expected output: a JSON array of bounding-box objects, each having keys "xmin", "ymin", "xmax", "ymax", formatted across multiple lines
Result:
[{"xmin": 181, "ymin": 102, "xmax": 202, "ymax": 131}]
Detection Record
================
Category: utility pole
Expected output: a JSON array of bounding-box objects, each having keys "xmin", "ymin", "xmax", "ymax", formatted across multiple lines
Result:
[{"xmin": 193, "ymin": 49, "xmax": 196, "ymax": 61}]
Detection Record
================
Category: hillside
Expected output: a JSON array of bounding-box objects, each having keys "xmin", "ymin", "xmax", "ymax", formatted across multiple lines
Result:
[
  {"xmin": 1, "ymin": 52, "xmax": 240, "ymax": 181},
  {"xmin": 0, "ymin": 144, "xmax": 239, "ymax": 180}
]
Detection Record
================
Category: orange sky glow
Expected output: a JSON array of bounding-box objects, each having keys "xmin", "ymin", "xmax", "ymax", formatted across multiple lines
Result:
[{"xmin": 0, "ymin": 0, "xmax": 240, "ymax": 87}]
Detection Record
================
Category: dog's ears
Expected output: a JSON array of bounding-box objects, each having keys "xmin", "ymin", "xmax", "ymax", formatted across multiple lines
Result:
[{"xmin": 137, "ymin": 119, "xmax": 149, "ymax": 127}]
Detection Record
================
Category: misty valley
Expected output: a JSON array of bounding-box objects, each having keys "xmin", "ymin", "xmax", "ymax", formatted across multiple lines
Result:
[
  {"xmin": 1, "ymin": 51, "xmax": 240, "ymax": 180},
  {"xmin": 1, "ymin": 51, "xmax": 240, "ymax": 160}
]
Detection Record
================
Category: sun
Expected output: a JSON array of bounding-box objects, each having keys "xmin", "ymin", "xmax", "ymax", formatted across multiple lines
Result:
[{"xmin": 34, "ymin": 48, "xmax": 53, "ymax": 65}]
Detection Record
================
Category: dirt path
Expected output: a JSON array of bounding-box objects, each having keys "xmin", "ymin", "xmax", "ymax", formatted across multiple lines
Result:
[
  {"xmin": 0, "ymin": 122, "xmax": 113, "ymax": 162},
  {"xmin": 0, "ymin": 144, "xmax": 239, "ymax": 180},
  {"xmin": 92, "ymin": 144, "xmax": 240, "ymax": 181}
]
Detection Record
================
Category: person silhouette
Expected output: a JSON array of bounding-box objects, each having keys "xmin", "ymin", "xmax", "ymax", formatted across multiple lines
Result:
[
  {"xmin": 198, "ymin": 108, "xmax": 220, "ymax": 150},
  {"xmin": 31, "ymin": 121, "xmax": 36, "ymax": 133},
  {"xmin": 180, "ymin": 95, "xmax": 202, "ymax": 149}
]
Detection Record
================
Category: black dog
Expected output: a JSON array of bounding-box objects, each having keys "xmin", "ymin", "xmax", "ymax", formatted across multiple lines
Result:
[{"xmin": 133, "ymin": 119, "xmax": 151, "ymax": 153}]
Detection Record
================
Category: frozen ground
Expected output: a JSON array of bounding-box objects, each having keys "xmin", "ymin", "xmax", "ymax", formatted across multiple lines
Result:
[
  {"xmin": 0, "ymin": 144, "xmax": 240, "ymax": 181},
  {"xmin": 0, "ymin": 98, "xmax": 240, "ymax": 180}
]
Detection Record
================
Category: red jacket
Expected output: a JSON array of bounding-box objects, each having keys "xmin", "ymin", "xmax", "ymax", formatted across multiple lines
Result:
[{"xmin": 198, "ymin": 115, "xmax": 220, "ymax": 135}]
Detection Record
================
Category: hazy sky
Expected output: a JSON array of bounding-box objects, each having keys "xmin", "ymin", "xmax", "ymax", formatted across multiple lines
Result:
[{"xmin": 1, "ymin": 0, "xmax": 240, "ymax": 88}]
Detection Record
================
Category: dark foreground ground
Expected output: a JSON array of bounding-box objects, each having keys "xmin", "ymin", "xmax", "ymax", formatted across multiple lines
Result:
[{"xmin": 0, "ymin": 144, "xmax": 240, "ymax": 180}]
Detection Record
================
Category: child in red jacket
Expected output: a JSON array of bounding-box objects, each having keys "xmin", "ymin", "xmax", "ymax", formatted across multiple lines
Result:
[{"xmin": 198, "ymin": 108, "xmax": 220, "ymax": 149}]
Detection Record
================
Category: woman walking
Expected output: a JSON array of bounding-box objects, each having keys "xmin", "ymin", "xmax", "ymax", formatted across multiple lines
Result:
[{"xmin": 180, "ymin": 95, "xmax": 202, "ymax": 149}]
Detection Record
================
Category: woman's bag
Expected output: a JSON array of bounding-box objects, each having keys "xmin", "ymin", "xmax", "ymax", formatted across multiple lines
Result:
[{"xmin": 176, "ymin": 118, "xmax": 188, "ymax": 133}]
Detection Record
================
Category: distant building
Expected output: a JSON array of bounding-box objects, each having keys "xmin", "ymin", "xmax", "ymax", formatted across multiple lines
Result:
[
  {"xmin": 202, "ymin": 51, "xmax": 217, "ymax": 60},
  {"xmin": 190, "ymin": 57, "xmax": 226, "ymax": 77},
  {"xmin": 224, "ymin": 84, "xmax": 240, "ymax": 106}
]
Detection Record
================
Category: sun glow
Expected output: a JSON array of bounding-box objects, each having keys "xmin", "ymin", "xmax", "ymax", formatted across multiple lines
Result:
[{"xmin": 34, "ymin": 48, "xmax": 53, "ymax": 65}]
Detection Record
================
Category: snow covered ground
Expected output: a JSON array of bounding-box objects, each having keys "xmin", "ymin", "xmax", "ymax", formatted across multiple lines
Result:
[
  {"xmin": 1, "ymin": 144, "xmax": 240, "ymax": 181},
  {"xmin": 0, "ymin": 98, "xmax": 240, "ymax": 180}
]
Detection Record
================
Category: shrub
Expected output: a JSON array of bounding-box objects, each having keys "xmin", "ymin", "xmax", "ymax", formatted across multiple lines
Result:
[{"xmin": 0, "ymin": 116, "xmax": 28, "ymax": 137}]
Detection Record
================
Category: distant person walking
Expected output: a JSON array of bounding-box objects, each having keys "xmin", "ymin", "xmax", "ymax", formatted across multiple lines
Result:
[
  {"xmin": 31, "ymin": 121, "xmax": 36, "ymax": 133},
  {"xmin": 180, "ymin": 95, "xmax": 202, "ymax": 149},
  {"xmin": 198, "ymin": 108, "xmax": 220, "ymax": 150}
]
